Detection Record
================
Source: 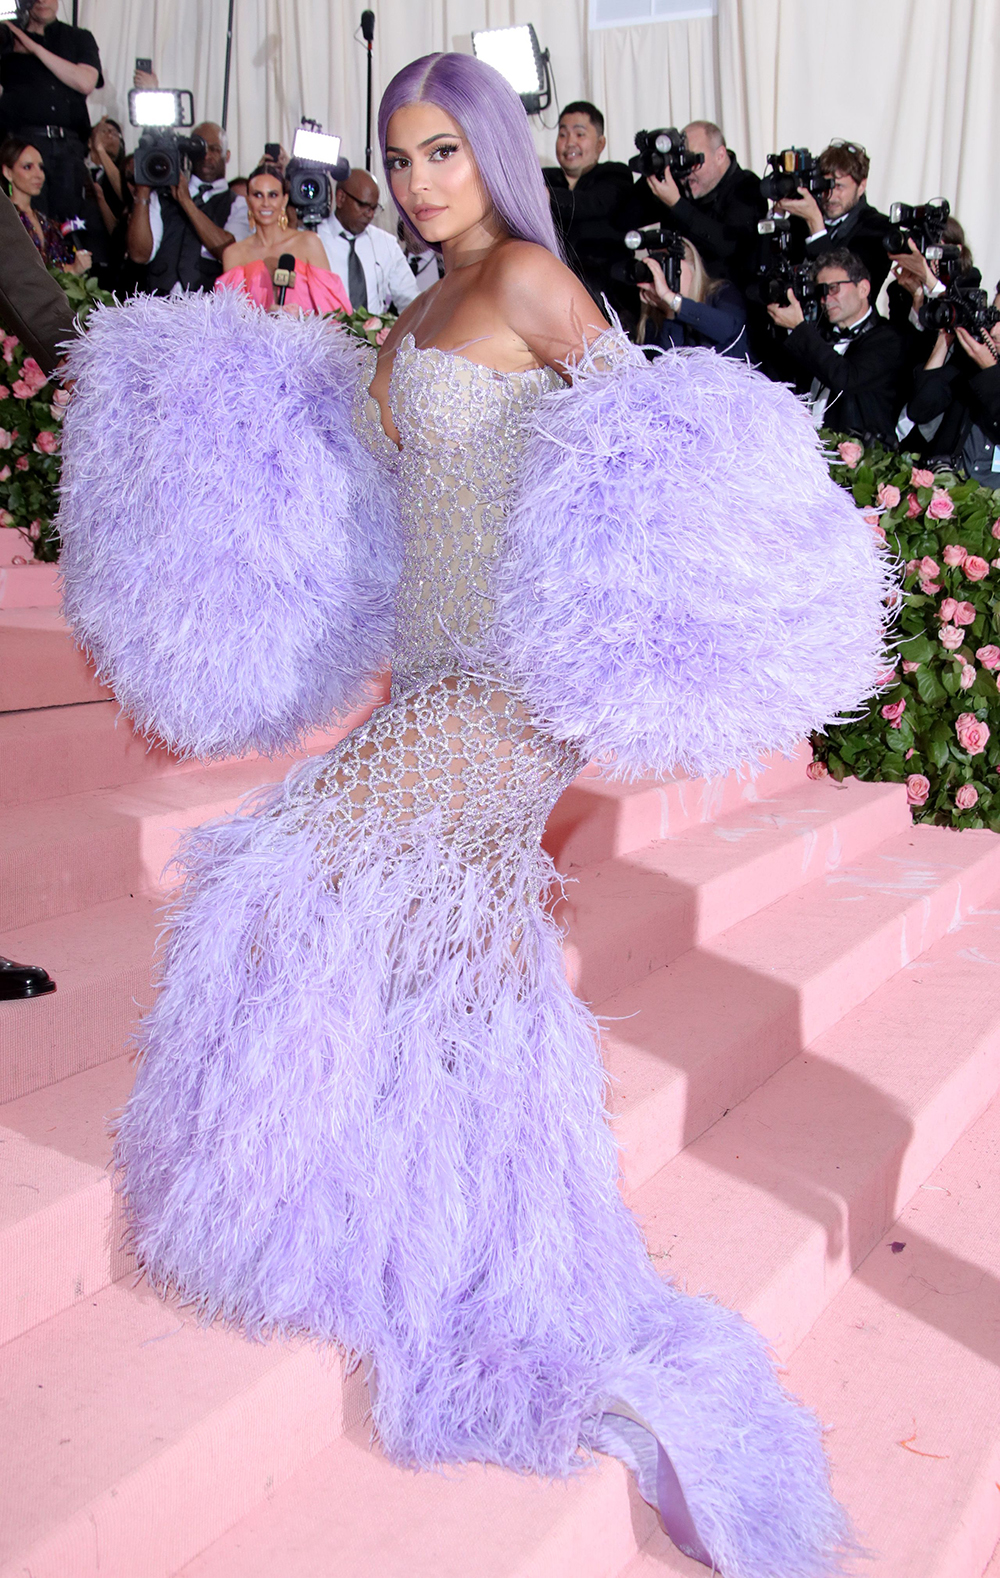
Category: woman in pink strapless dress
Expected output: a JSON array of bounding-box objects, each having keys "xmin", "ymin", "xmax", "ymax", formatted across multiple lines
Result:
[{"xmin": 215, "ymin": 160, "xmax": 351, "ymax": 315}]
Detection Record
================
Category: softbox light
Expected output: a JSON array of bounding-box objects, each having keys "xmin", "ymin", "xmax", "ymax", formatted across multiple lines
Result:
[{"xmin": 470, "ymin": 24, "xmax": 552, "ymax": 116}]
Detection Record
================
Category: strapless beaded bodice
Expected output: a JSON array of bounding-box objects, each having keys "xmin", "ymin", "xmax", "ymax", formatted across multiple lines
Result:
[{"xmin": 352, "ymin": 333, "xmax": 561, "ymax": 694}]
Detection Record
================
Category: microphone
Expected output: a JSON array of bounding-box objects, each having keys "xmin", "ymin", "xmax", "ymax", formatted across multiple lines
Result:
[
  {"xmin": 273, "ymin": 253, "xmax": 296, "ymax": 307},
  {"xmin": 361, "ymin": 9, "xmax": 375, "ymax": 41}
]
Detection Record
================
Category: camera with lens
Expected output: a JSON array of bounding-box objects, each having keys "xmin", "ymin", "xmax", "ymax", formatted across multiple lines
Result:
[
  {"xmin": 133, "ymin": 129, "xmax": 207, "ymax": 189},
  {"xmin": 628, "ymin": 128, "xmax": 704, "ymax": 185},
  {"xmin": 1, "ymin": 0, "xmax": 33, "ymax": 30},
  {"xmin": 285, "ymin": 119, "xmax": 350, "ymax": 229},
  {"xmin": 924, "ymin": 280, "xmax": 1000, "ymax": 337},
  {"xmin": 621, "ymin": 226, "xmax": 687, "ymax": 290},
  {"xmin": 759, "ymin": 149, "xmax": 834, "ymax": 206},
  {"xmin": 883, "ymin": 197, "xmax": 950, "ymax": 257},
  {"xmin": 761, "ymin": 258, "xmax": 822, "ymax": 321}
]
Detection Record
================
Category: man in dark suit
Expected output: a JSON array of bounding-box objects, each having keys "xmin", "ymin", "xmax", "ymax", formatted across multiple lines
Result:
[
  {"xmin": 636, "ymin": 120, "xmax": 766, "ymax": 292},
  {"xmin": 543, "ymin": 101, "xmax": 633, "ymax": 315},
  {"xmin": 774, "ymin": 140, "xmax": 891, "ymax": 297},
  {"xmin": 768, "ymin": 247, "xmax": 905, "ymax": 447}
]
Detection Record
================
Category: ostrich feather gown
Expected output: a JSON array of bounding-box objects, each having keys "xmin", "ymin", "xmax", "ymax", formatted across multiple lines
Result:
[{"xmin": 112, "ymin": 331, "xmax": 853, "ymax": 1578}]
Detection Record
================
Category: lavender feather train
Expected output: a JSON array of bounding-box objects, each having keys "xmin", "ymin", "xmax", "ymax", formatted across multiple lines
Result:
[
  {"xmin": 58, "ymin": 291, "xmax": 400, "ymax": 759},
  {"xmin": 496, "ymin": 339, "xmax": 891, "ymax": 780}
]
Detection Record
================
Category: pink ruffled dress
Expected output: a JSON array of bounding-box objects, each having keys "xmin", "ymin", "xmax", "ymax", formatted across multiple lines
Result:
[{"xmin": 215, "ymin": 257, "xmax": 352, "ymax": 315}]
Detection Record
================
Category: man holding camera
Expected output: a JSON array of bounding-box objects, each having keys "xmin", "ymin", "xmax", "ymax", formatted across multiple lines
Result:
[
  {"xmin": 127, "ymin": 122, "xmax": 249, "ymax": 295},
  {"xmin": 775, "ymin": 141, "xmax": 891, "ymax": 296},
  {"xmin": 543, "ymin": 101, "xmax": 633, "ymax": 310},
  {"xmin": 640, "ymin": 121, "xmax": 765, "ymax": 291},
  {"xmin": 768, "ymin": 248, "xmax": 904, "ymax": 446},
  {"xmin": 316, "ymin": 169, "xmax": 417, "ymax": 315},
  {"xmin": 0, "ymin": 0, "xmax": 102, "ymax": 223}
]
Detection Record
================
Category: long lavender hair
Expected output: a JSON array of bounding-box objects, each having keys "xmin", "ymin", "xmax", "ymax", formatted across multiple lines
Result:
[{"xmin": 377, "ymin": 52, "xmax": 562, "ymax": 258}]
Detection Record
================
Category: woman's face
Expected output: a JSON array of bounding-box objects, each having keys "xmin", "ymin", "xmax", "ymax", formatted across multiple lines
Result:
[
  {"xmin": 384, "ymin": 102, "xmax": 490, "ymax": 247},
  {"xmin": 4, "ymin": 145, "xmax": 45, "ymax": 200},
  {"xmin": 247, "ymin": 174, "xmax": 286, "ymax": 228}
]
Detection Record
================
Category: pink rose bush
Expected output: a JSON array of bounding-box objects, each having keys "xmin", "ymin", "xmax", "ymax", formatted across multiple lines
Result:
[{"xmin": 815, "ymin": 435, "xmax": 1000, "ymax": 827}]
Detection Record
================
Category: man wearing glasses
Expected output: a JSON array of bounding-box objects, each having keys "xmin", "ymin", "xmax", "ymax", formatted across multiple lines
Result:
[
  {"xmin": 767, "ymin": 247, "xmax": 904, "ymax": 446},
  {"xmin": 775, "ymin": 141, "xmax": 891, "ymax": 296},
  {"xmin": 316, "ymin": 167, "xmax": 418, "ymax": 315}
]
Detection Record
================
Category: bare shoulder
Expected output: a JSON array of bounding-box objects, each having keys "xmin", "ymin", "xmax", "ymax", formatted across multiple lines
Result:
[
  {"xmin": 485, "ymin": 239, "xmax": 577, "ymax": 301},
  {"xmin": 486, "ymin": 240, "xmax": 609, "ymax": 372}
]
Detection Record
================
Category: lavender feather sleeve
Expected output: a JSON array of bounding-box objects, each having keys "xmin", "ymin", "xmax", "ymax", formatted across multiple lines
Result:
[
  {"xmin": 494, "ymin": 335, "xmax": 894, "ymax": 780},
  {"xmin": 57, "ymin": 292, "xmax": 400, "ymax": 759}
]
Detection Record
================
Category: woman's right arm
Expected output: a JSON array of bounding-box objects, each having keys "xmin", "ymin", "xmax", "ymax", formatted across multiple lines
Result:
[{"xmin": 675, "ymin": 285, "xmax": 746, "ymax": 349}]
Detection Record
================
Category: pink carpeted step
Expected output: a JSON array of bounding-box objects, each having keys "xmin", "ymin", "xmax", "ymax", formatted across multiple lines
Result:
[
  {"xmin": 0, "ymin": 609, "xmax": 111, "ymax": 712},
  {"xmin": 0, "ymin": 560, "xmax": 61, "ymax": 609},
  {"xmin": 0, "ymin": 1282, "xmax": 359, "ymax": 1578},
  {"xmin": 543, "ymin": 742, "xmax": 811, "ymax": 873},
  {"xmin": 0, "ymin": 530, "xmax": 34, "ymax": 567},
  {"xmin": 560, "ymin": 775, "xmax": 910, "ymax": 1005},
  {"xmin": 0, "ymin": 893, "xmax": 159, "ymax": 1104},
  {"xmin": 606, "ymin": 822, "xmax": 1000, "ymax": 1194},
  {"xmin": 0, "ymin": 702, "xmax": 196, "ymax": 809}
]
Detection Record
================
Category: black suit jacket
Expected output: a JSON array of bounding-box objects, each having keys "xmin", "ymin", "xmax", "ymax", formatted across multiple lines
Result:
[
  {"xmin": 0, "ymin": 192, "xmax": 75, "ymax": 373},
  {"xmin": 634, "ymin": 155, "xmax": 766, "ymax": 290},
  {"xmin": 803, "ymin": 197, "xmax": 892, "ymax": 295},
  {"xmin": 907, "ymin": 353, "xmax": 1000, "ymax": 460},
  {"xmin": 782, "ymin": 310, "xmax": 905, "ymax": 445}
]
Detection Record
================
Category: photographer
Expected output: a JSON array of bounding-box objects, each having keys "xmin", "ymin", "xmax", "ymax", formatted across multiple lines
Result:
[
  {"xmin": 638, "ymin": 238, "xmax": 748, "ymax": 359},
  {"xmin": 639, "ymin": 121, "xmax": 766, "ymax": 291},
  {"xmin": 775, "ymin": 140, "xmax": 891, "ymax": 295},
  {"xmin": 316, "ymin": 169, "xmax": 417, "ymax": 314},
  {"xmin": 898, "ymin": 289, "xmax": 1000, "ymax": 484},
  {"xmin": 127, "ymin": 122, "xmax": 250, "ymax": 296},
  {"xmin": 0, "ymin": 0, "xmax": 102, "ymax": 223},
  {"xmin": 769, "ymin": 248, "xmax": 905, "ymax": 446},
  {"xmin": 543, "ymin": 101, "xmax": 633, "ymax": 311}
]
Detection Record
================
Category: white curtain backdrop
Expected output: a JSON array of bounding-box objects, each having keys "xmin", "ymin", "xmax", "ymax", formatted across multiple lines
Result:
[{"xmin": 67, "ymin": 0, "xmax": 999, "ymax": 285}]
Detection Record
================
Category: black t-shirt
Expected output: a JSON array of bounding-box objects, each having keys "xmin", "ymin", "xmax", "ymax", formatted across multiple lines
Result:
[{"xmin": 0, "ymin": 20, "xmax": 103, "ymax": 142}]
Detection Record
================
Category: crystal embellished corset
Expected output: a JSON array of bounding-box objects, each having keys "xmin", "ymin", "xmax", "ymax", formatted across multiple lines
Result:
[{"xmin": 352, "ymin": 333, "xmax": 561, "ymax": 693}]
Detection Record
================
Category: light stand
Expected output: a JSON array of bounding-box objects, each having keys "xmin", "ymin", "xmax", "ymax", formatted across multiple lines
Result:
[
  {"xmin": 221, "ymin": 0, "xmax": 236, "ymax": 130},
  {"xmin": 361, "ymin": 10, "xmax": 375, "ymax": 171}
]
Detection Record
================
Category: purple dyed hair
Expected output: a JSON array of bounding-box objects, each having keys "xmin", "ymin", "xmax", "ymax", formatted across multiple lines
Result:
[{"xmin": 377, "ymin": 52, "xmax": 562, "ymax": 258}]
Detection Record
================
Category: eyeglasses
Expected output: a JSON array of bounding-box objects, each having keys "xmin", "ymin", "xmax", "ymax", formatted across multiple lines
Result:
[
  {"xmin": 827, "ymin": 138, "xmax": 867, "ymax": 158},
  {"xmin": 818, "ymin": 279, "xmax": 852, "ymax": 296},
  {"xmin": 342, "ymin": 190, "xmax": 382, "ymax": 216}
]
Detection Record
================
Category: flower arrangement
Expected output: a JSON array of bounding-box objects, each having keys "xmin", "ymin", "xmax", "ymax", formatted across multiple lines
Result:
[
  {"xmin": 810, "ymin": 432, "xmax": 1000, "ymax": 831},
  {"xmin": 0, "ymin": 269, "xmax": 112, "ymax": 562},
  {"xmin": 332, "ymin": 306, "xmax": 395, "ymax": 346}
]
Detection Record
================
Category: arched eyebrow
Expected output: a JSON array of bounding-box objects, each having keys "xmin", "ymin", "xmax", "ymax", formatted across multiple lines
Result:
[{"xmin": 384, "ymin": 132, "xmax": 461, "ymax": 154}]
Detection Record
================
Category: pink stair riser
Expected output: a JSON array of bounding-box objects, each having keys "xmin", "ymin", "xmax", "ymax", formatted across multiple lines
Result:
[{"xmin": 0, "ymin": 561, "xmax": 61, "ymax": 610}]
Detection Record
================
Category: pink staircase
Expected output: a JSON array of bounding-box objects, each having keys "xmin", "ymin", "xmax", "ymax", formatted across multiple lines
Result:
[{"xmin": 2, "ymin": 601, "xmax": 1000, "ymax": 1578}]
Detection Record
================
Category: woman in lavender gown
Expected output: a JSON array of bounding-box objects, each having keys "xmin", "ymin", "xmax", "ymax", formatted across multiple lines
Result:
[{"xmin": 57, "ymin": 52, "xmax": 889, "ymax": 1578}]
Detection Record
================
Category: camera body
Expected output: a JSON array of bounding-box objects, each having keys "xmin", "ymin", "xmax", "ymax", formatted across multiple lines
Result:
[
  {"xmin": 285, "ymin": 161, "xmax": 331, "ymax": 228},
  {"xmin": 623, "ymin": 226, "xmax": 686, "ymax": 290},
  {"xmin": 759, "ymin": 149, "xmax": 834, "ymax": 205},
  {"xmin": 133, "ymin": 129, "xmax": 207, "ymax": 189},
  {"xmin": 628, "ymin": 128, "xmax": 704, "ymax": 185},
  {"xmin": 762, "ymin": 258, "xmax": 822, "ymax": 321},
  {"xmin": 924, "ymin": 281, "xmax": 1000, "ymax": 337},
  {"xmin": 883, "ymin": 197, "xmax": 950, "ymax": 257}
]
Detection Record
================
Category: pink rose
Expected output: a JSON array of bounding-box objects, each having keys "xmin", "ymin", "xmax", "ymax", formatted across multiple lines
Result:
[
  {"xmin": 0, "ymin": 428, "xmax": 11, "ymax": 450},
  {"xmin": 939, "ymin": 624, "xmax": 964, "ymax": 650},
  {"xmin": 938, "ymin": 597, "xmax": 958, "ymax": 621},
  {"xmin": 991, "ymin": 520, "xmax": 1000, "ymax": 539},
  {"xmin": 838, "ymin": 440, "xmax": 864, "ymax": 468},
  {"xmin": 920, "ymin": 556, "xmax": 940, "ymax": 578},
  {"xmin": 905, "ymin": 559, "xmax": 920, "ymax": 577},
  {"xmin": 27, "ymin": 518, "xmax": 41, "ymax": 539},
  {"xmin": 877, "ymin": 483, "xmax": 901, "ymax": 509},
  {"xmin": 49, "ymin": 402, "xmax": 64, "ymax": 422},
  {"xmin": 976, "ymin": 645, "xmax": 1000, "ymax": 670},
  {"xmin": 964, "ymin": 555, "xmax": 990, "ymax": 581},
  {"xmin": 11, "ymin": 380, "xmax": 33, "ymax": 400},
  {"xmin": 902, "ymin": 660, "xmax": 921, "ymax": 672},
  {"xmin": 51, "ymin": 385, "xmax": 70, "ymax": 407},
  {"xmin": 881, "ymin": 699, "xmax": 907, "ymax": 728},
  {"xmin": 955, "ymin": 784, "xmax": 979, "ymax": 810},
  {"xmin": 870, "ymin": 522, "xmax": 887, "ymax": 543},
  {"xmin": 14, "ymin": 455, "xmax": 28, "ymax": 471},
  {"xmin": 33, "ymin": 429, "xmax": 58, "ymax": 455},
  {"xmin": 905, "ymin": 748, "xmax": 916, "ymax": 759},
  {"xmin": 954, "ymin": 600, "xmax": 978, "ymax": 626},
  {"xmin": 376, "ymin": 325, "xmax": 392, "ymax": 345},
  {"xmin": 877, "ymin": 666, "xmax": 898, "ymax": 686},
  {"xmin": 993, "ymin": 559, "xmax": 1000, "ymax": 571},
  {"xmin": 911, "ymin": 468, "xmax": 935, "ymax": 488},
  {"xmin": 864, "ymin": 511, "xmax": 880, "ymax": 526},
  {"xmin": 920, "ymin": 579, "xmax": 941, "ymax": 595},
  {"xmin": 906, "ymin": 773, "xmax": 931, "ymax": 806},
  {"xmin": 0, "ymin": 465, "xmax": 9, "ymax": 482},
  {"xmin": 1, "ymin": 334, "xmax": 17, "ymax": 364},
  {"xmin": 927, "ymin": 488, "xmax": 956, "ymax": 520},
  {"xmin": 20, "ymin": 356, "xmax": 46, "ymax": 389},
  {"xmin": 906, "ymin": 492, "xmax": 923, "ymax": 518},
  {"xmin": 0, "ymin": 385, "xmax": 8, "ymax": 400},
  {"xmin": 806, "ymin": 760, "xmax": 829, "ymax": 781},
  {"xmin": 942, "ymin": 543, "xmax": 967, "ymax": 567},
  {"xmin": 956, "ymin": 713, "xmax": 990, "ymax": 754},
  {"xmin": 0, "ymin": 508, "xmax": 13, "ymax": 527},
  {"xmin": 362, "ymin": 317, "xmax": 381, "ymax": 333},
  {"xmin": 960, "ymin": 664, "xmax": 977, "ymax": 689}
]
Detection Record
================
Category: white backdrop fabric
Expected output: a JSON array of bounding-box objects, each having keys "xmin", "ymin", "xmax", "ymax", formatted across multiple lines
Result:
[{"xmin": 68, "ymin": 0, "xmax": 999, "ymax": 286}]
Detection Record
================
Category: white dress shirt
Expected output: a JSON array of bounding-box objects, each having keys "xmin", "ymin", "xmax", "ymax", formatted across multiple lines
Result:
[
  {"xmin": 148, "ymin": 175, "xmax": 250, "ymax": 296},
  {"xmin": 315, "ymin": 218, "xmax": 419, "ymax": 314}
]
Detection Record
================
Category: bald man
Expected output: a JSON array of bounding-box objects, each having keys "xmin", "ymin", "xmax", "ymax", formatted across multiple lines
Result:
[
  {"xmin": 127, "ymin": 120, "xmax": 250, "ymax": 295},
  {"xmin": 638, "ymin": 119, "xmax": 765, "ymax": 291},
  {"xmin": 317, "ymin": 167, "xmax": 418, "ymax": 315}
]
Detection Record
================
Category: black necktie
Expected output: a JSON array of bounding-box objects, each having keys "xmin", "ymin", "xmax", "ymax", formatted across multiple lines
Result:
[
  {"xmin": 193, "ymin": 183, "xmax": 213, "ymax": 208},
  {"xmin": 346, "ymin": 235, "xmax": 368, "ymax": 310}
]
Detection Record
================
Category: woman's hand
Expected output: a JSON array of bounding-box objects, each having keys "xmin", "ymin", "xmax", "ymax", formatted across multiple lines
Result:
[
  {"xmin": 890, "ymin": 238, "xmax": 938, "ymax": 302},
  {"xmin": 639, "ymin": 255, "xmax": 681, "ymax": 314},
  {"xmin": 69, "ymin": 249, "xmax": 93, "ymax": 277},
  {"xmin": 955, "ymin": 324, "xmax": 1000, "ymax": 369},
  {"xmin": 924, "ymin": 328, "xmax": 953, "ymax": 369}
]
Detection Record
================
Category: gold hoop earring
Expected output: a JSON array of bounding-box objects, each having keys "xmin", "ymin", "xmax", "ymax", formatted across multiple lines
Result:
[{"xmin": 279, "ymin": 209, "xmax": 288, "ymax": 230}]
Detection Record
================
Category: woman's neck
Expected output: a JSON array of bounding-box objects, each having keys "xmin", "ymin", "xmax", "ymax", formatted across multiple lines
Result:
[
  {"xmin": 254, "ymin": 219, "xmax": 287, "ymax": 252},
  {"xmin": 440, "ymin": 216, "xmax": 508, "ymax": 274},
  {"xmin": 10, "ymin": 187, "xmax": 33, "ymax": 214}
]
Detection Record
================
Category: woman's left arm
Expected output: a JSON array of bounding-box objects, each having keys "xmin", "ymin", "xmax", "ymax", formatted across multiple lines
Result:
[
  {"xmin": 493, "ymin": 242, "xmax": 611, "ymax": 377},
  {"xmin": 675, "ymin": 285, "xmax": 746, "ymax": 349}
]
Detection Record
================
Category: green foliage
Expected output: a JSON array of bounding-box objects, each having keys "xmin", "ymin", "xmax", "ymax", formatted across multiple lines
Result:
[
  {"xmin": 812, "ymin": 432, "xmax": 1000, "ymax": 832},
  {"xmin": 331, "ymin": 305, "xmax": 396, "ymax": 346},
  {"xmin": 0, "ymin": 270, "xmax": 112, "ymax": 562}
]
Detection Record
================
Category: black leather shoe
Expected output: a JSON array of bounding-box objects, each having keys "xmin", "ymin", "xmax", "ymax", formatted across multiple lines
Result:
[{"xmin": 0, "ymin": 956, "xmax": 57, "ymax": 999}]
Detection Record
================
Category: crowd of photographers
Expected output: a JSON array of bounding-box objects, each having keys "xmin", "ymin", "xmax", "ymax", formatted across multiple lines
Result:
[{"xmin": 2, "ymin": 0, "xmax": 998, "ymax": 484}]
